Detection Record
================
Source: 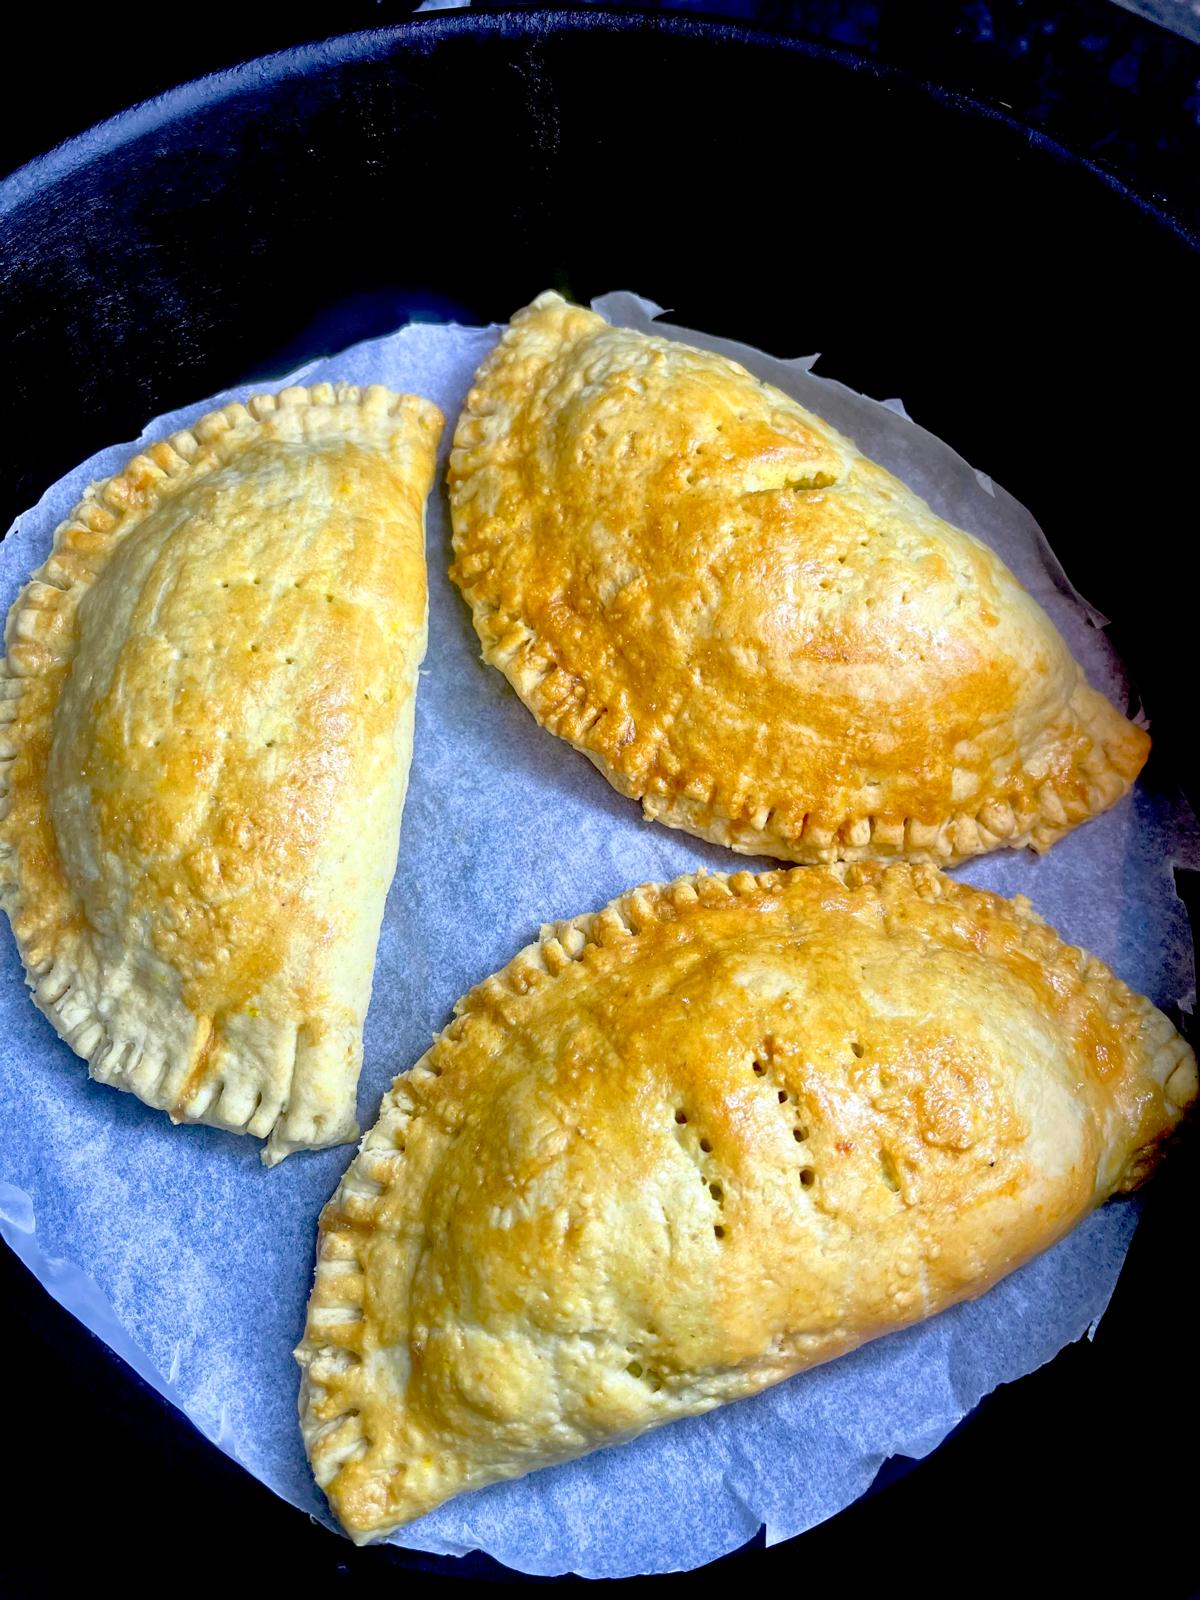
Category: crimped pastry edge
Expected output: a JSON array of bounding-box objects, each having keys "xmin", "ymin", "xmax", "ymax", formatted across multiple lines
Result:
[
  {"xmin": 0, "ymin": 384, "xmax": 444, "ymax": 1161},
  {"xmin": 296, "ymin": 860, "xmax": 1195, "ymax": 1541},
  {"xmin": 448, "ymin": 291, "xmax": 1147, "ymax": 868}
]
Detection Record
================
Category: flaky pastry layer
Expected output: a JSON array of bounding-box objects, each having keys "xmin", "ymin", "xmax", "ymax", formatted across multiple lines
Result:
[
  {"xmin": 297, "ymin": 862, "xmax": 1194, "ymax": 1540},
  {"xmin": 449, "ymin": 292, "xmax": 1149, "ymax": 865},
  {"xmin": 0, "ymin": 384, "xmax": 443, "ymax": 1162}
]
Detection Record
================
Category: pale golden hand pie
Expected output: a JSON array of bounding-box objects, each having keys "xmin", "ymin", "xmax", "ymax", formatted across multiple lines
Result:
[
  {"xmin": 449, "ymin": 292, "xmax": 1148, "ymax": 865},
  {"xmin": 0, "ymin": 385, "xmax": 443, "ymax": 1164},
  {"xmin": 296, "ymin": 862, "xmax": 1194, "ymax": 1541}
]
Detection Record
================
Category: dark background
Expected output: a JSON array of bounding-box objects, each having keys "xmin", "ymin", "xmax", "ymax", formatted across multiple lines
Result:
[
  {"xmin": 3, "ymin": 0, "xmax": 1200, "ymax": 224},
  {"xmin": 1, "ymin": 4, "xmax": 1197, "ymax": 1594}
]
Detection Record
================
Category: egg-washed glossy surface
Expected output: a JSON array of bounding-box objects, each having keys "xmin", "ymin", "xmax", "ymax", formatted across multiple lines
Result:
[
  {"xmin": 296, "ymin": 862, "xmax": 1195, "ymax": 1540},
  {"xmin": 0, "ymin": 385, "xmax": 443, "ymax": 1163},
  {"xmin": 449, "ymin": 293, "xmax": 1148, "ymax": 865}
]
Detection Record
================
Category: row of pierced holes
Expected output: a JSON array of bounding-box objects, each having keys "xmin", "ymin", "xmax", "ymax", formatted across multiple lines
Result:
[
  {"xmin": 152, "ymin": 732, "xmax": 283, "ymax": 748},
  {"xmin": 218, "ymin": 578, "xmax": 335, "ymax": 596},
  {"xmin": 843, "ymin": 1041, "xmax": 902, "ymax": 1194},
  {"xmin": 763, "ymin": 1036, "xmax": 899, "ymax": 1198},
  {"xmin": 675, "ymin": 1034, "xmax": 850, "ymax": 1238},
  {"xmin": 219, "ymin": 577, "xmax": 338, "ymax": 607},
  {"xmin": 750, "ymin": 1059, "xmax": 814, "ymax": 1187},
  {"xmin": 673, "ymin": 1108, "xmax": 726, "ymax": 1235},
  {"xmin": 155, "ymin": 641, "xmax": 298, "ymax": 665},
  {"xmin": 233, "ymin": 581, "xmax": 325, "ymax": 676}
]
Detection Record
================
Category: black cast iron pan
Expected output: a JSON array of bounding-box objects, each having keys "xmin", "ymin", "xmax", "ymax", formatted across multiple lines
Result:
[{"xmin": 0, "ymin": 9, "xmax": 1195, "ymax": 1588}]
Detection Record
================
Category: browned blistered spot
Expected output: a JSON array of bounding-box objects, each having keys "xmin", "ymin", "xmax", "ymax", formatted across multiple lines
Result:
[
  {"xmin": 991, "ymin": 937, "xmax": 1127, "ymax": 1086},
  {"xmin": 1075, "ymin": 1008, "xmax": 1124, "ymax": 1084}
]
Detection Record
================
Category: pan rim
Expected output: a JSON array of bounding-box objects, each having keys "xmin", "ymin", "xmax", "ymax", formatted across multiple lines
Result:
[{"xmin": 1, "ymin": 5, "xmax": 1196, "ymax": 252}]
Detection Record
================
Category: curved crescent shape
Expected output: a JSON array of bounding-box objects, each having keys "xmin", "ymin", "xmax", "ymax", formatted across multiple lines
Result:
[
  {"xmin": 297, "ymin": 862, "xmax": 1193, "ymax": 1539},
  {"xmin": 0, "ymin": 385, "xmax": 443, "ymax": 1162},
  {"xmin": 449, "ymin": 293, "xmax": 1148, "ymax": 865}
]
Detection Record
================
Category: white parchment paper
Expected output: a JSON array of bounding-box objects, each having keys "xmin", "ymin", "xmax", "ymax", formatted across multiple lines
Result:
[{"xmin": 1, "ymin": 294, "xmax": 1195, "ymax": 1577}]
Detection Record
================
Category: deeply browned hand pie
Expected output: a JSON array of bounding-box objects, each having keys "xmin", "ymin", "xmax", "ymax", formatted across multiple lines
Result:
[
  {"xmin": 297, "ymin": 863, "xmax": 1194, "ymax": 1541},
  {"xmin": 0, "ymin": 385, "xmax": 443, "ymax": 1163},
  {"xmin": 449, "ymin": 292, "xmax": 1148, "ymax": 865}
]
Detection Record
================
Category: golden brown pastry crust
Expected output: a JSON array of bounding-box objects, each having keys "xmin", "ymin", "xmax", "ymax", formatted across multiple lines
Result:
[
  {"xmin": 296, "ymin": 862, "xmax": 1194, "ymax": 1540},
  {"xmin": 0, "ymin": 384, "xmax": 443, "ymax": 1162},
  {"xmin": 449, "ymin": 292, "xmax": 1148, "ymax": 865}
]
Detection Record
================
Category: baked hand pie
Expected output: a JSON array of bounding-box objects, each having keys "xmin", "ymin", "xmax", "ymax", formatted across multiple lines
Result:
[
  {"xmin": 0, "ymin": 385, "xmax": 443, "ymax": 1164},
  {"xmin": 449, "ymin": 292, "xmax": 1148, "ymax": 865},
  {"xmin": 296, "ymin": 863, "xmax": 1194, "ymax": 1540}
]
